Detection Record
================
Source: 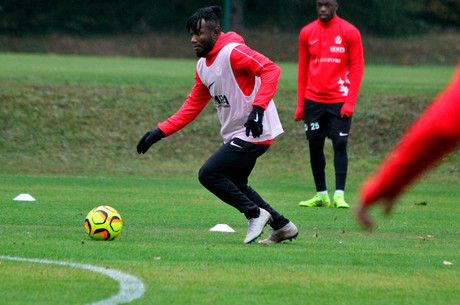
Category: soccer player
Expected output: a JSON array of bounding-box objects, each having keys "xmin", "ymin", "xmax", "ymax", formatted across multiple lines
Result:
[
  {"xmin": 296, "ymin": 0, "xmax": 364, "ymax": 208},
  {"xmin": 357, "ymin": 63, "xmax": 460, "ymax": 227},
  {"xmin": 137, "ymin": 6, "xmax": 298, "ymax": 244}
]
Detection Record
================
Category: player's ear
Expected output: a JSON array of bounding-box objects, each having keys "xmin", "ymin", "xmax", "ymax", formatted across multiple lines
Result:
[{"xmin": 211, "ymin": 27, "xmax": 221, "ymax": 40}]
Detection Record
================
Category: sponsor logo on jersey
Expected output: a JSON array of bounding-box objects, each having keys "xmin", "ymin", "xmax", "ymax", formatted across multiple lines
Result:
[
  {"xmin": 335, "ymin": 36, "xmax": 342, "ymax": 44},
  {"xmin": 212, "ymin": 95, "xmax": 230, "ymax": 108},
  {"xmin": 315, "ymin": 58, "xmax": 341, "ymax": 63},
  {"xmin": 330, "ymin": 46, "xmax": 345, "ymax": 53}
]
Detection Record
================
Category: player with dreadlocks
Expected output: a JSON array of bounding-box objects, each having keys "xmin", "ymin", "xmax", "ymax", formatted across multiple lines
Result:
[{"xmin": 137, "ymin": 6, "xmax": 298, "ymax": 244}]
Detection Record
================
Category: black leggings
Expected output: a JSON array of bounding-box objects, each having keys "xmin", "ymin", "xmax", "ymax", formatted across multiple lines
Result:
[
  {"xmin": 309, "ymin": 135, "xmax": 348, "ymax": 192},
  {"xmin": 198, "ymin": 138, "xmax": 289, "ymax": 230}
]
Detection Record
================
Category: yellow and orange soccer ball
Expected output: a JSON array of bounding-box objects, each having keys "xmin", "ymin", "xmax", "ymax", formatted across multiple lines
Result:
[{"xmin": 85, "ymin": 206, "xmax": 122, "ymax": 240}]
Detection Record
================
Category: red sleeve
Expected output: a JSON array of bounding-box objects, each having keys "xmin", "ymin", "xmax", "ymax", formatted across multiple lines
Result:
[
  {"xmin": 157, "ymin": 71, "xmax": 211, "ymax": 136},
  {"xmin": 360, "ymin": 63, "xmax": 460, "ymax": 206},
  {"xmin": 296, "ymin": 27, "xmax": 310, "ymax": 120},
  {"xmin": 341, "ymin": 26, "xmax": 364, "ymax": 117},
  {"xmin": 230, "ymin": 45, "xmax": 280, "ymax": 110}
]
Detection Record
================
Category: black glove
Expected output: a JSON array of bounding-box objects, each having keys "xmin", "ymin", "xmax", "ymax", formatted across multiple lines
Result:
[
  {"xmin": 244, "ymin": 106, "xmax": 265, "ymax": 138},
  {"xmin": 137, "ymin": 128, "xmax": 165, "ymax": 154}
]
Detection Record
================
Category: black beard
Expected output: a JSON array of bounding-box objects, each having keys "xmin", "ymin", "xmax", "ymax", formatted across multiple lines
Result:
[
  {"xmin": 195, "ymin": 43, "xmax": 214, "ymax": 58},
  {"xmin": 195, "ymin": 51, "xmax": 206, "ymax": 58}
]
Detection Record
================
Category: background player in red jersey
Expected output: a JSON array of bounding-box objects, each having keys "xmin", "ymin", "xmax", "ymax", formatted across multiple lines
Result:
[
  {"xmin": 358, "ymin": 63, "xmax": 460, "ymax": 227},
  {"xmin": 296, "ymin": 0, "xmax": 364, "ymax": 209},
  {"xmin": 137, "ymin": 6, "xmax": 298, "ymax": 244}
]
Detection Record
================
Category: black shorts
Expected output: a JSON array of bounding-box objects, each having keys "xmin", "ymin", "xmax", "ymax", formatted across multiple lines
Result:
[{"xmin": 303, "ymin": 99, "xmax": 352, "ymax": 140}]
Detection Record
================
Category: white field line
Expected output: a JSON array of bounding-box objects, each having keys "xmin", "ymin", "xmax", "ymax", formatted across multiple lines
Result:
[{"xmin": 0, "ymin": 255, "xmax": 145, "ymax": 305}]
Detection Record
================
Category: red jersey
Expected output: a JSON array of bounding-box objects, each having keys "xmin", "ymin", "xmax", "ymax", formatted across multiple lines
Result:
[
  {"xmin": 296, "ymin": 15, "xmax": 364, "ymax": 119},
  {"xmin": 158, "ymin": 32, "xmax": 281, "ymax": 145},
  {"xmin": 360, "ymin": 62, "xmax": 460, "ymax": 206}
]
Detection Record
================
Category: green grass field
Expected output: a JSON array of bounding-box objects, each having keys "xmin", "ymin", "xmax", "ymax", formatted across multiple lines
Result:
[{"xmin": 0, "ymin": 53, "xmax": 458, "ymax": 305}]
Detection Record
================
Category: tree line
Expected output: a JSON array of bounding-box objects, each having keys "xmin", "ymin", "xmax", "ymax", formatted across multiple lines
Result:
[{"xmin": 1, "ymin": 0, "xmax": 459, "ymax": 37}]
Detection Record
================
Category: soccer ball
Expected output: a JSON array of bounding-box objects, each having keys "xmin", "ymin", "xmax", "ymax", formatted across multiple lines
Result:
[{"xmin": 85, "ymin": 206, "xmax": 123, "ymax": 240}]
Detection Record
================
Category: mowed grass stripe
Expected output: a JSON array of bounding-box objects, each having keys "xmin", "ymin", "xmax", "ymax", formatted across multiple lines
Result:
[{"xmin": 0, "ymin": 53, "xmax": 455, "ymax": 92}]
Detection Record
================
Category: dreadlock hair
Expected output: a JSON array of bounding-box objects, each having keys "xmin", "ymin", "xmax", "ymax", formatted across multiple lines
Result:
[{"xmin": 186, "ymin": 6, "xmax": 222, "ymax": 34}]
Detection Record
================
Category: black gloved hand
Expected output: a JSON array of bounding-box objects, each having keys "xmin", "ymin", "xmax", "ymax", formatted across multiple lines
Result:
[
  {"xmin": 244, "ymin": 105, "xmax": 265, "ymax": 138},
  {"xmin": 137, "ymin": 128, "xmax": 165, "ymax": 154}
]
